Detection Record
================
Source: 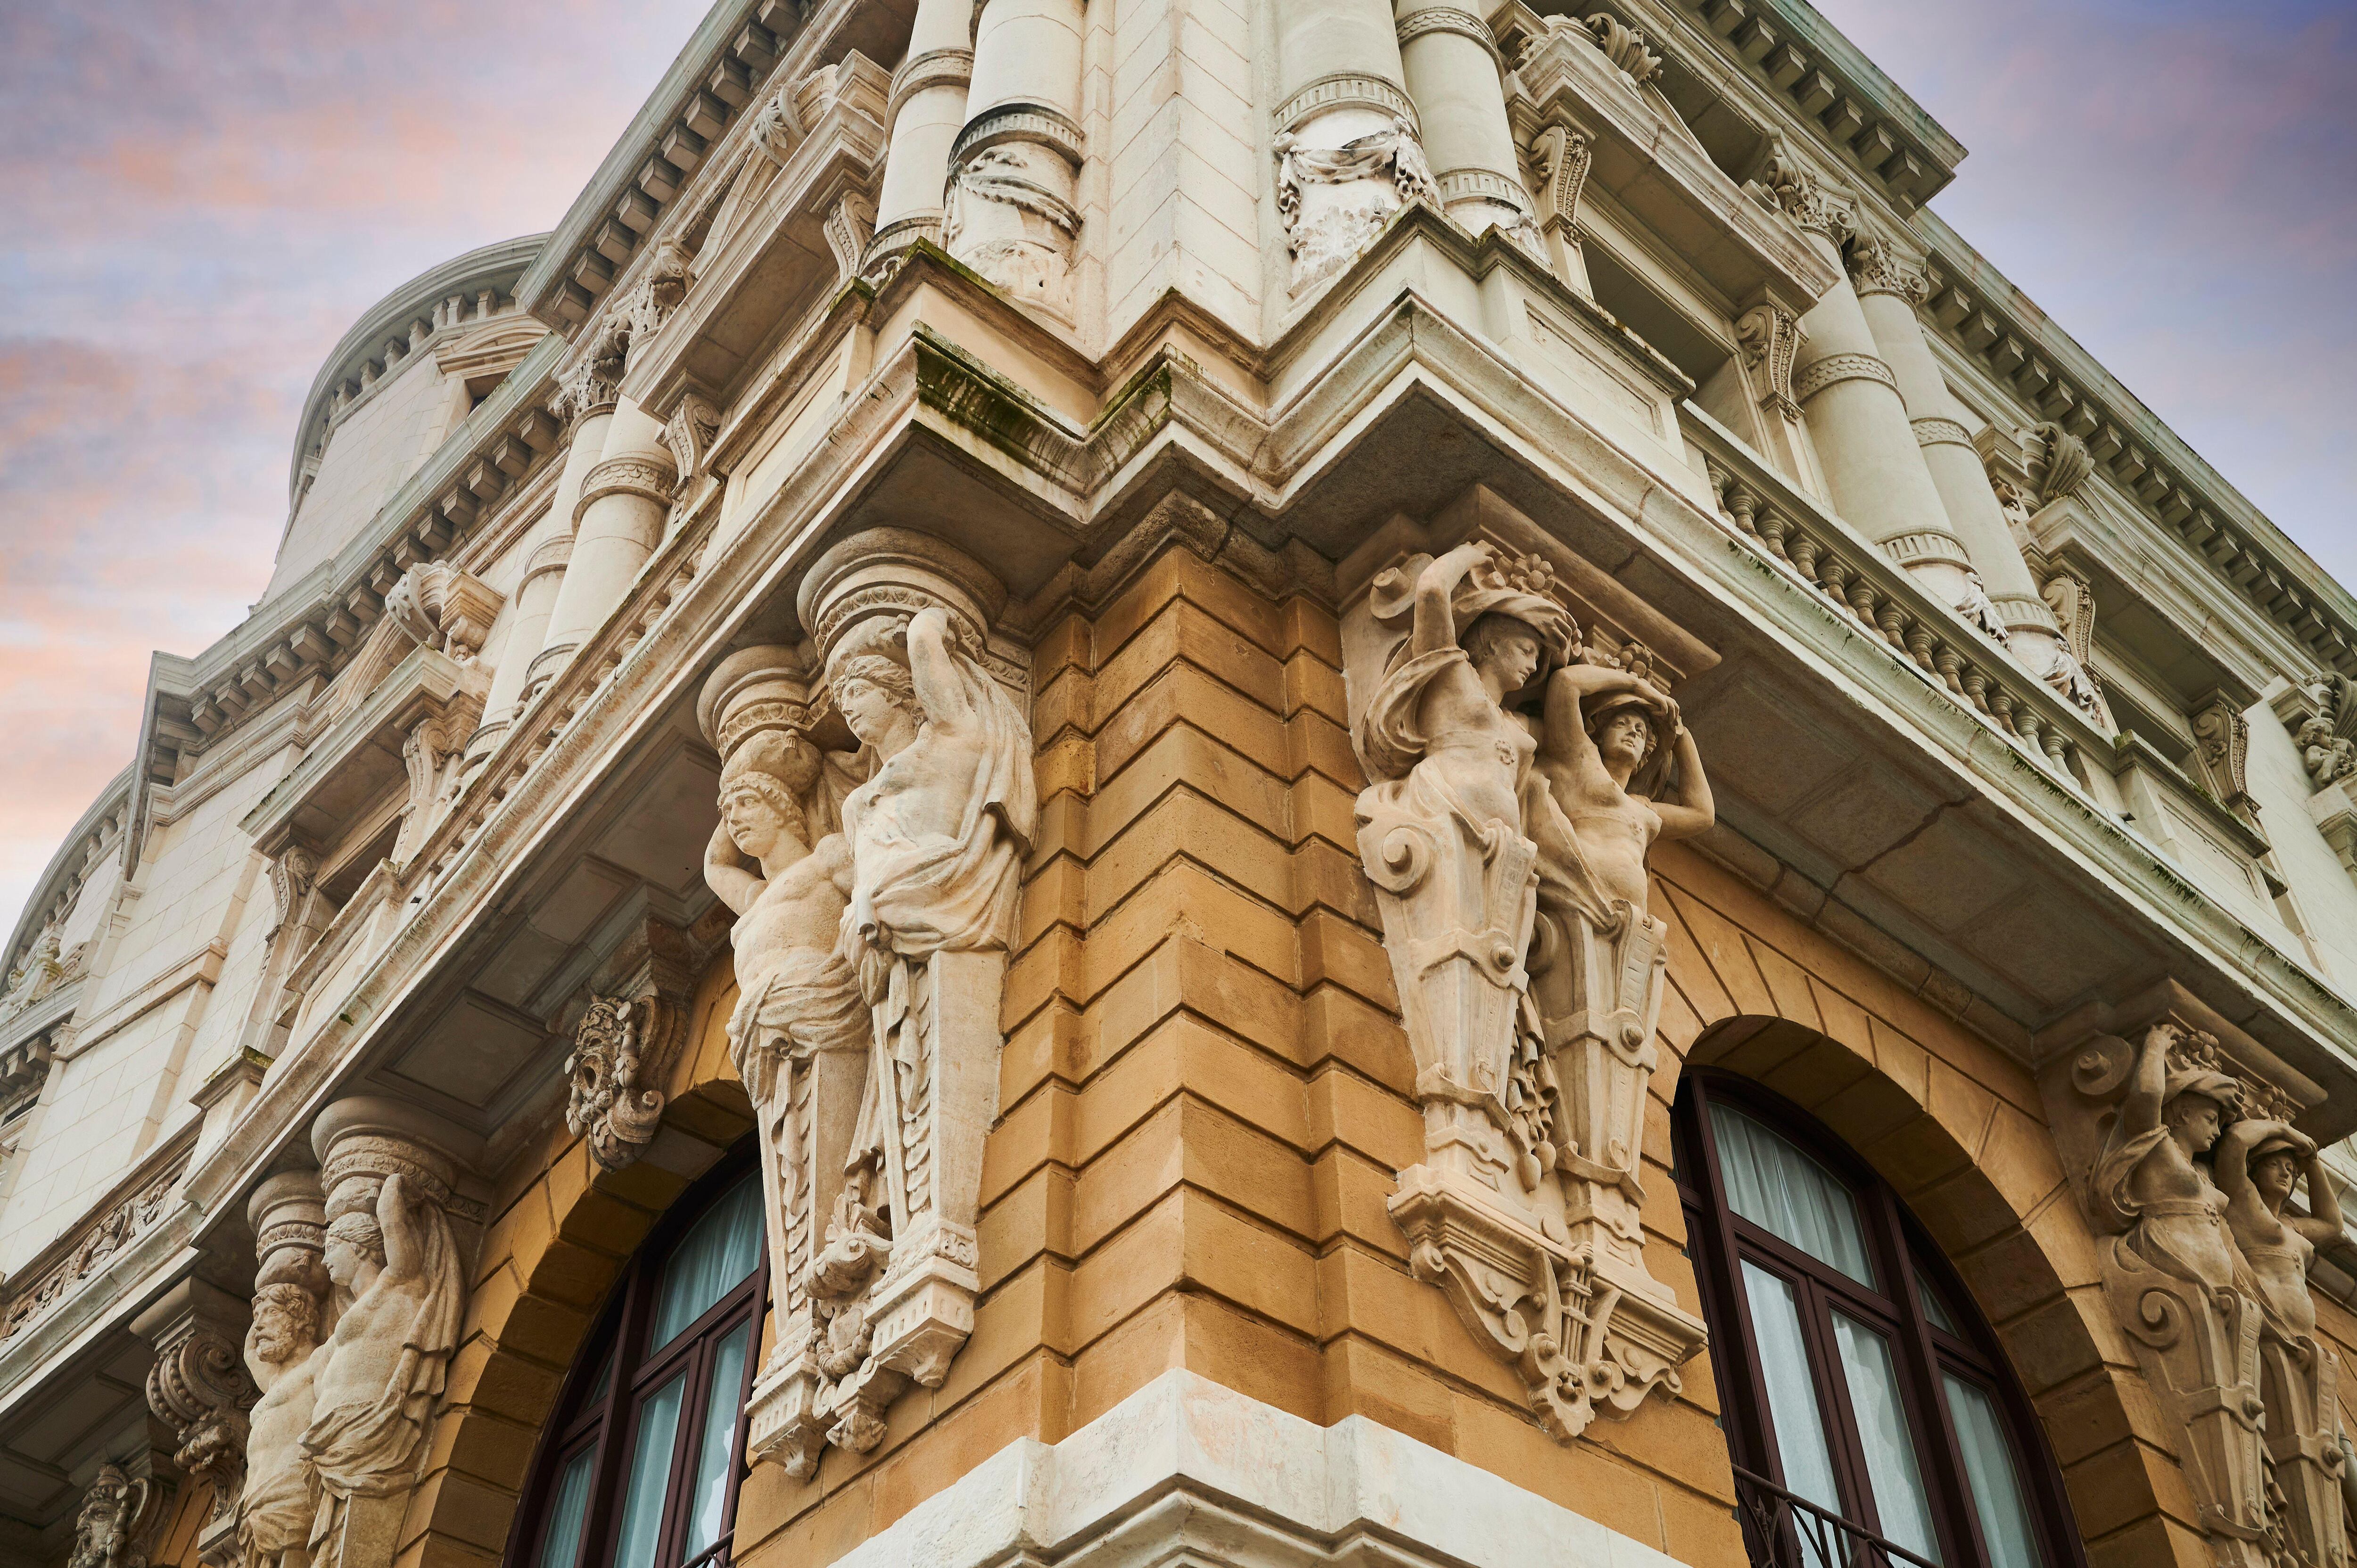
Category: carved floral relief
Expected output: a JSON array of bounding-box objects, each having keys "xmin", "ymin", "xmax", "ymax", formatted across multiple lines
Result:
[{"xmin": 1346, "ymin": 537, "xmax": 1715, "ymax": 1439}]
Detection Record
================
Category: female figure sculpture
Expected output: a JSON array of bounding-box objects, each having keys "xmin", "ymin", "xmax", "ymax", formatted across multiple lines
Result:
[
  {"xmin": 2217, "ymin": 1119, "xmax": 2342, "ymax": 1338},
  {"xmin": 1529, "ymin": 662, "xmax": 1713, "ymax": 923},
  {"xmin": 829, "ymin": 606, "xmax": 1035, "ymax": 992},
  {"xmin": 2217, "ymin": 1119, "xmax": 2351, "ymax": 1568},
  {"xmin": 239, "ymin": 1282, "xmax": 326, "ymax": 1568},
  {"xmin": 1353, "ymin": 542, "xmax": 1575, "ymax": 837},
  {"xmin": 2091, "ymin": 1023, "xmax": 2250, "ymax": 1290},
  {"xmin": 301, "ymin": 1173, "xmax": 464, "ymax": 1568}
]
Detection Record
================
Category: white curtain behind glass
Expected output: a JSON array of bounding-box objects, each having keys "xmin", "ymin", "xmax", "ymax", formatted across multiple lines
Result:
[
  {"xmin": 1831, "ymin": 1314, "xmax": 1942, "ymax": 1562},
  {"xmin": 1709, "ymin": 1103, "xmax": 1877, "ymax": 1287},
  {"xmin": 650, "ymin": 1175, "xmax": 764, "ymax": 1350},
  {"xmin": 1739, "ymin": 1260, "xmax": 1844, "ymax": 1518},
  {"xmin": 1945, "ymin": 1372, "xmax": 2046, "ymax": 1568}
]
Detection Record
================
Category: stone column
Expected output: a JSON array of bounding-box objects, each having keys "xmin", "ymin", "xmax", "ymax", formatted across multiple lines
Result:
[
  {"xmin": 868, "ymin": 0, "xmax": 975, "ymax": 264},
  {"xmin": 468, "ymin": 534, "xmax": 571, "ymax": 761},
  {"xmin": 516, "ymin": 402, "xmax": 614, "ymax": 705},
  {"xmin": 1393, "ymin": 0, "xmax": 1536, "ymax": 248},
  {"xmin": 1760, "ymin": 160, "xmax": 1973, "ymax": 610},
  {"xmin": 531, "ymin": 402, "xmax": 676, "ymax": 694},
  {"xmin": 945, "ymin": 0, "xmax": 1086, "ymax": 316},
  {"xmin": 1851, "ymin": 235, "xmax": 2066, "ymax": 671},
  {"xmin": 1272, "ymin": 0, "xmax": 1433, "ymax": 289}
]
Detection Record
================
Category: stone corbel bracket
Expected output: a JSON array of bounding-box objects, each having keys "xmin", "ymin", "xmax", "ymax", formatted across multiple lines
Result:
[
  {"xmin": 563, "ymin": 918, "xmax": 708, "ymax": 1172},
  {"xmin": 132, "ymin": 1279, "xmax": 257, "ymax": 1557}
]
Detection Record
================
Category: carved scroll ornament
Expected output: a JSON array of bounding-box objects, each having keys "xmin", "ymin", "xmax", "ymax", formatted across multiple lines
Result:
[
  {"xmin": 2044, "ymin": 1016, "xmax": 2346, "ymax": 1568},
  {"xmin": 704, "ymin": 530, "xmax": 1034, "ymax": 1478},
  {"xmin": 1347, "ymin": 540, "xmax": 1715, "ymax": 1440}
]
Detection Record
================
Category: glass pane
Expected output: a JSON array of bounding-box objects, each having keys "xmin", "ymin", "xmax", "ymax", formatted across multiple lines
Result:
[
  {"xmin": 535, "ymin": 1445, "xmax": 597, "ymax": 1568},
  {"xmin": 1831, "ymin": 1313, "xmax": 1942, "ymax": 1563},
  {"xmin": 584, "ymin": 1346, "xmax": 615, "ymax": 1408},
  {"xmin": 1945, "ymin": 1372, "xmax": 2046, "ymax": 1568},
  {"xmin": 683, "ymin": 1321, "xmax": 754, "ymax": 1558},
  {"xmin": 1739, "ymin": 1260, "xmax": 1844, "ymax": 1519},
  {"xmin": 650, "ymin": 1174, "xmax": 764, "ymax": 1351},
  {"xmin": 1916, "ymin": 1268, "xmax": 1961, "ymax": 1336},
  {"xmin": 612, "ymin": 1373, "xmax": 687, "ymax": 1568},
  {"xmin": 1708, "ymin": 1102, "xmax": 1876, "ymax": 1287}
]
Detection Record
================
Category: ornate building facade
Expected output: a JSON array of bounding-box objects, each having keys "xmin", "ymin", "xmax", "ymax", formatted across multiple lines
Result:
[{"xmin": 7, "ymin": 2, "xmax": 2357, "ymax": 1567}]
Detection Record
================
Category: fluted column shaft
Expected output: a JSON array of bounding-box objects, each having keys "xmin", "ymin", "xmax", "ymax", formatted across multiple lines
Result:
[
  {"xmin": 1852, "ymin": 247, "xmax": 2062, "ymax": 666},
  {"xmin": 1393, "ymin": 0, "xmax": 1530, "ymax": 241},
  {"xmin": 534, "ymin": 401, "xmax": 675, "ymax": 689},
  {"xmin": 871, "ymin": 0, "xmax": 977, "ymax": 260},
  {"xmin": 516, "ymin": 406, "xmax": 613, "ymax": 701}
]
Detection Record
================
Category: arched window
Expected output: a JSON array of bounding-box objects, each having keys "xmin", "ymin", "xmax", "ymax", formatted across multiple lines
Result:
[
  {"xmin": 511, "ymin": 1144, "xmax": 766, "ymax": 1568},
  {"xmin": 1673, "ymin": 1071, "xmax": 2084, "ymax": 1568}
]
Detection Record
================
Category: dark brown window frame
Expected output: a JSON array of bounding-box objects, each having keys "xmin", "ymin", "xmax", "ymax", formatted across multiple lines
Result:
[
  {"xmin": 506, "ymin": 1138, "xmax": 767, "ymax": 1568},
  {"xmin": 1673, "ymin": 1069, "xmax": 2086, "ymax": 1568}
]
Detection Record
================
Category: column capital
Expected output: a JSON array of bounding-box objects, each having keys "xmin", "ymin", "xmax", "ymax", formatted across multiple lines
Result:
[
  {"xmin": 1846, "ymin": 231, "xmax": 1929, "ymax": 303},
  {"xmin": 1757, "ymin": 149, "xmax": 1854, "ymax": 245}
]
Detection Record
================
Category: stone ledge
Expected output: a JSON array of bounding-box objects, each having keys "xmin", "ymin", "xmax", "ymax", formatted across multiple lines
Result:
[{"xmin": 830, "ymin": 1368, "xmax": 1688, "ymax": 1568}]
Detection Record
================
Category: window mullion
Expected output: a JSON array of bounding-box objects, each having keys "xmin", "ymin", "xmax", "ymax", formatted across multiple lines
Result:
[
  {"xmin": 584, "ymin": 1248, "xmax": 661, "ymax": 1568},
  {"xmin": 1873, "ymin": 1186, "xmax": 1984, "ymax": 1567},
  {"xmin": 1793, "ymin": 1267, "xmax": 1885, "ymax": 1539}
]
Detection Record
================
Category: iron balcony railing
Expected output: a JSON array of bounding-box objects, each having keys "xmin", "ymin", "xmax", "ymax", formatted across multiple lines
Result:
[{"xmin": 1732, "ymin": 1465, "xmax": 1944, "ymax": 1568}]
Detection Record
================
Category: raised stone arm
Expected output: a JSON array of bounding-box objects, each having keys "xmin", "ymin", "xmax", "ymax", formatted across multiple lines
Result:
[
  {"xmin": 1541, "ymin": 663, "xmax": 1642, "ymax": 788},
  {"xmin": 2117, "ymin": 1021, "xmax": 2174, "ymax": 1146},
  {"xmin": 2297, "ymin": 1146, "xmax": 2346, "ymax": 1248},
  {"xmin": 905, "ymin": 606, "xmax": 976, "ymax": 730},
  {"xmin": 1652, "ymin": 707, "xmax": 1714, "ymax": 840},
  {"xmin": 1411, "ymin": 542, "xmax": 1492, "ymax": 658},
  {"xmin": 376, "ymin": 1172, "xmax": 424, "ymax": 1285},
  {"xmin": 704, "ymin": 818, "xmax": 762, "ymax": 915}
]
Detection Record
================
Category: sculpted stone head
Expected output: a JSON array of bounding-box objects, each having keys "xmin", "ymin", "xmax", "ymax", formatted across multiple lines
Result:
[
  {"xmin": 247, "ymin": 1281, "xmax": 321, "ymax": 1367},
  {"xmin": 719, "ymin": 731, "xmax": 816, "ymax": 861},
  {"xmin": 1461, "ymin": 613, "xmax": 1544, "ymax": 697}
]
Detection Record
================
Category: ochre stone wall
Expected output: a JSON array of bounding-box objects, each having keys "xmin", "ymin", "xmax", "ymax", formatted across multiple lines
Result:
[
  {"xmin": 394, "ymin": 957, "xmax": 753, "ymax": 1568},
  {"xmin": 393, "ymin": 543, "xmax": 2299, "ymax": 1568}
]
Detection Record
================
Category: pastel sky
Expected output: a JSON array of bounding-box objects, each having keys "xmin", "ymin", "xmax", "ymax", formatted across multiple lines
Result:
[{"xmin": 2, "ymin": 0, "xmax": 2352, "ymax": 931}]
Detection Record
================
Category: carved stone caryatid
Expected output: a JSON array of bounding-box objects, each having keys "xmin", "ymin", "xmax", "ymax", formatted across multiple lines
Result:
[
  {"xmin": 722, "ymin": 530, "xmax": 1033, "ymax": 1476},
  {"xmin": 133, "ymin": 1281, "xmax": 258, "ymax": 1559},
  {"xmin": 300, "ymin": 1100, "xmax": 476, "ymax": 1568},
  {"xmin": 700, "ymin": 646, "xmax": 870, "ymax": 1477},
  {"xmin": 1349, "ymin": 540, "xmax": 1711, "ymax": 1440},
  {"xmin": 2048, "ymin": 1018, "xmax": 2276, "ymax": 1563},
  {"xmin": 2216, "ymin": 1119, "xmax": 2350, "ymax": 1568},
  {"xmin": 234, "ymin": 1171, "xmax": 330, "ymax": 1568},
  {"xmin": 2289, "ymin": 672, "xmax": 2357, "ymax": 790}
]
